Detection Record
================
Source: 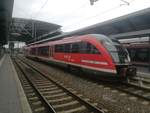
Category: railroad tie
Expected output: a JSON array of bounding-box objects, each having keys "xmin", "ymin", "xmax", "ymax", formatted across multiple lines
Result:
[
  {"xmin": 53, "ymin": 100, "xmax": 79, "ymax": 109},
  {"xmin": 57, "ymin": 106, "xmax": 86, "ymax": 113},
  {"xmin": 48, "ymin": 96, "xmax": 72, "ymax": 103}
]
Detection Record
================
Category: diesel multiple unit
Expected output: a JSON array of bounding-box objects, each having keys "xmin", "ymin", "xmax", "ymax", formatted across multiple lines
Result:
[{"xmin": 24, "ymin": 34, "xmax": 136, "ymax": 79}]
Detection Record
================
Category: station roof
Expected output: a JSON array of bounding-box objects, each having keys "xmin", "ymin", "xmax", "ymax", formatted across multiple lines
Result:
[
  {"xmin": 9, "ymin": 18, "xmax": 62, "ymax": 43},
  {"xmin": 63, "ymin": 7, "xmax": 150, "ymax": 39},
  {"xmin": 0, "ymin": 0, "xmax": 14, "ymax": 45},
  {"xmin": 28, "ymin": 7, "xmax": 150, "ymax": 46},
  {"xmin": 2, "ymin": 3, "xmax": 150, "ymax": 45}
]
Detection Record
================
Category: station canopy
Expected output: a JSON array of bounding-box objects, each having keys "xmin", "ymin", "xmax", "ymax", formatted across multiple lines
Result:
[
  {"xmin": 9, "ymin": 18, "xmax": 62, "ymax": 44},
  {"xmin": 1, "ymin": 0, "xmax": 150, "ymax": 45},
  {"xmin": 61, "ymin": 8, "xmax": 150, "ymax": 40},
  {"xmin": 27, "ymin": 7, "xmax": 150, "ymax": 46},
  {"xmin": 0, "ymin": 0, "xmax": 14, "ymax": 45}
]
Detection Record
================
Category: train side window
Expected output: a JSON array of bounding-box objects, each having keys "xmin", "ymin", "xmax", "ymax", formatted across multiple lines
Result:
[
  {"xmin": 55, "ymin": 45, "xmax": 59, "ymax": 52},
  {"xmin": 38, "ymin": 46, "xmax": 49, "ymax": 56},
  {"xmin": 30, "ymin": 48, "xmax": 36, "ymax": 55},
  {"xmin": 55, "ymin": 44, "xmax": 64, "ymax": 52},
  {"xmin": 61, "ymin": 45, "xmax": 64, "ymax": 52},
  {"xmin": 80, "ymin": 42, "xmax": 87, "ymax": 53},
  {"xmin": 71, "ymin": 43, "xmax": 79, "ymax": 53},
  {"xmin": 86, "ymin": 43, "xmax": 92, "ymax": 53},
  {"xmin": 64, "ymin": 44, "xmax": 71, "ymax": 53}
]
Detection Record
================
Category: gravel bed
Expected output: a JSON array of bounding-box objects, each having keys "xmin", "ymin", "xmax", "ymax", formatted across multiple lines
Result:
[{"xmin": 23, "ymin": 58, "xmax": 150, "ymax": 113}]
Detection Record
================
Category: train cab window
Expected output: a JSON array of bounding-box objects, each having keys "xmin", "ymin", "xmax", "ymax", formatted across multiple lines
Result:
[
  {"xmin": 80, "ymin": 42, "xmax": 100, "ymax": 54},
  {"xmin": 86, "ymin": 43, "xmax": 100, "ymax": 54},
  {"xmin": 38, "ymin": 46, "xmax": 49, "ymax": 57},
  {"xmin": 101, "ymin": 40, "xmax": 116, "ymax": 52}
]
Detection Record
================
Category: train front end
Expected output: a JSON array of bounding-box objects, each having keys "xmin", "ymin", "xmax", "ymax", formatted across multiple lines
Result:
[{"xmin": 101, "ymin": 37, "xmax": 136, "ymax": 78}]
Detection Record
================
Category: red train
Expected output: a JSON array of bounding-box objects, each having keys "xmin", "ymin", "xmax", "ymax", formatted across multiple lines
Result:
[{"xmin": 24, "ymin": 34, "xmax": 136, "ymax": 79}]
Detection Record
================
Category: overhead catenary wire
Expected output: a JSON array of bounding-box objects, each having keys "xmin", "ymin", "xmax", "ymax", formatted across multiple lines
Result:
[
  {"xmin": 63, "ymin": 0, "xmax": 136, "ymax": 30},
  {"xmin": 120, "ymin": 0, "xmax": 130, "ymax": 5},
  {"xmin": 31, "ymin": 0, "xmax": 49, "ymax": 19},
  {"xmin": 62, "ymin": 5, "xmax": 123, "ymax": 30},
  {"xmin": 14, "ymin": 0, "xmax": 136, "ymax": 41}
]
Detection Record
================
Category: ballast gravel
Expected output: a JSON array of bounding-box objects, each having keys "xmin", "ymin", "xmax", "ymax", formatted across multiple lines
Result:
[{"xmin": 23, "ymin": 58, "xmax": 150, "ymax": 113}]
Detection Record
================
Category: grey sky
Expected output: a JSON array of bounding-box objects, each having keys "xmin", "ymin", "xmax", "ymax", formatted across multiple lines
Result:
[{"xmin": 13, "ymin": 0, "xmax": 150, "ymax": 32}]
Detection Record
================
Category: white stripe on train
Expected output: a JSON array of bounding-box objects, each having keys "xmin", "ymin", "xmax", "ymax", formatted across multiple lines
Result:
[{"xmin": 28, "ymin": 55, "xmax": 116, "ymax": 74}]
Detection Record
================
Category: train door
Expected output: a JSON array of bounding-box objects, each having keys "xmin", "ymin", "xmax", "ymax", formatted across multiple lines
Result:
[
  {"xmin": 49, "ymin": 46, "xmax": 51, "ymax": 57},
  {"xmin": 69, "ymin": 42, "xmax": 81, "ymax": 64},
  {"xmin": 63, "ymin": 43, "xmax": 71, "ymax": 63},
  {"xmin": 51, "ymin": 46, "xmax": 54, "ymax": 57},
  {"xmin": 49, "ymin": 46, "xmax": 54, "ymax": 58}
]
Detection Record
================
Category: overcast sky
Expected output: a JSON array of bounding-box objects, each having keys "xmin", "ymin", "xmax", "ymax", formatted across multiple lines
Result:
[{"xmin": 13, "ymin": 0, "xmax": 150, "ymax": 32}]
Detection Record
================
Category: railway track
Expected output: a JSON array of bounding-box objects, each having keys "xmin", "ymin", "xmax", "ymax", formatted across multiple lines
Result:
[
  {"xmin": 17, "ymin": 56, "xmax": 150, "ymax": 103},
  {"xmin": 84, "ymin": 76, "xmax": 150, "ymax": 102},
  {"xmin": 128, "ymin": 75, "xmax": 150, "ymax": 88},
  {"xmin": 13, "ymin": 57, "xmax": 106, "ymax": 113},
  {"xmin": 113, "ymin": 82, "xmax": 150, "ymax": 101}
]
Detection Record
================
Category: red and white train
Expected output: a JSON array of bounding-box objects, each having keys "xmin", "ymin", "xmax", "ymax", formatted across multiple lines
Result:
[{"xmin": 24, "ymin": 34, "xmax": 136, "ymax": 79}]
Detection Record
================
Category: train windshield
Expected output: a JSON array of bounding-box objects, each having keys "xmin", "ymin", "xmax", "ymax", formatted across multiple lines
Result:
[
  {"xmin": 89, "ymin": 34, "xmax": 130, "ymax": 64},
  {"xmin": 101, "ymin": 39, "xmax": 130, "ymax": 64}
]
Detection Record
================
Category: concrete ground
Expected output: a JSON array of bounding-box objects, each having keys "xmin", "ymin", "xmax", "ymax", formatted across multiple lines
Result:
[{"xmin": 0, "ymin": 54, "xmax": 32, "ymax": 113}]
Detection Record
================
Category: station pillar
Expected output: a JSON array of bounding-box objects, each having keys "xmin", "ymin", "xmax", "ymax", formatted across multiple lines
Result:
[
  {"xmin": 149, "ymin": 36, "xmax": 150, "ymax": 71},
  {"xmin": 0, "ymin": 44, "xmax": 2, "ymax": 58},
  {"xmin": 0, "ymin": 44, "xmax": 4, "ymax": 59}
]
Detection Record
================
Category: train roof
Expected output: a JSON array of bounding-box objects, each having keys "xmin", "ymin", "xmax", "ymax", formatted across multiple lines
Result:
[
  {"xmin": 25, "ymin": 34, "xmax": 115, "ymax": 48},
  {"xmin": 89, "ymin": 34, "xmax": 113, "ymax": 41}
]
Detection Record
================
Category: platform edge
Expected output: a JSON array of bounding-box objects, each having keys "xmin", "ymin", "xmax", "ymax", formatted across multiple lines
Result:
[{"xmin": 9, "ymin": 55, "xmax": 32, "ymax": 113}]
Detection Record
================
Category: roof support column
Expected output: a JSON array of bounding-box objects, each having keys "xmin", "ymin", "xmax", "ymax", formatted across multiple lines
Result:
[{"xmin": 148, "ymin": 35, "xmax": 150, "ymax": 71}]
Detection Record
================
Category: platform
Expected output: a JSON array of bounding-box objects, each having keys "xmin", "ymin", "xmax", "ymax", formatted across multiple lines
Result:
[{"xmin": 0, "ymin": 54, "xmax": 32, "ymax": 113}]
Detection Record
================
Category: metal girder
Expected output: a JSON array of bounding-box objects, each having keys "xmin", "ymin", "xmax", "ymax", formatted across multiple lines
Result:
[{"xmin": 9, "ymin": 18, "xmax": 61, "ymax": 43}]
